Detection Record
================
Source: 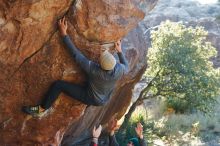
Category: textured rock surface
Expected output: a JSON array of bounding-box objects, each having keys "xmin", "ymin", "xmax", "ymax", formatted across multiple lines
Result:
[{"xmin": 0, "ymin": 0, "xmax": 157, "ymax": 145}]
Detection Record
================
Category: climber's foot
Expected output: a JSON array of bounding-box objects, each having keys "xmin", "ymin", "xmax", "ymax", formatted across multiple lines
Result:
[{"xmin": 22, "ymin": 105, "xmax": 47, "ymax": 117}]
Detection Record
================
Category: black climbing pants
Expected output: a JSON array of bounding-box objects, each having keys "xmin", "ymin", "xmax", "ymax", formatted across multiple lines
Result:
[{"xmin": 40, "ymin": 80, "xmax": 96, "ymax": 109}]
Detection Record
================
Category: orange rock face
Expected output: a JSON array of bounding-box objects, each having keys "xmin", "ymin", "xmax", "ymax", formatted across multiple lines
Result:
[
  {"xmin": 70, "ymin": 0, "xmax": 145, "ymax": 42},
  {"xmin": 0, "ymin": 0, "xmax": 157, "ymax": 145}
]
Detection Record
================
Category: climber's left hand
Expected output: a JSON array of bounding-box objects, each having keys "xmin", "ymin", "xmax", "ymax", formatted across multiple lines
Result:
[{"xmin": 115, "ymin": 40, "xmax": 122, "ymax": 53}]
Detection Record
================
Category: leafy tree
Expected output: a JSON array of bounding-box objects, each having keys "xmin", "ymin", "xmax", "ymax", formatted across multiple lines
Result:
[
  {"xmin": 118, "ymin": 21, "xmax": 220, "ymax": 137},
  {"xmin": 146, "ymin": 21, "xmax": 219, "ymax": 113}
]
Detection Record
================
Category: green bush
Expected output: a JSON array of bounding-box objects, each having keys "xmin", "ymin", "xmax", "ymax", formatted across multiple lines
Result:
[{"xmin": 145, "ymin": 21, "xmax": 220, "ymax": 113}]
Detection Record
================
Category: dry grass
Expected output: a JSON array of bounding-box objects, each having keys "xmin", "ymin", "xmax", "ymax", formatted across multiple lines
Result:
[{"xmin": 130, "ymin": 97, "xmax": 220, "ymax": 145}]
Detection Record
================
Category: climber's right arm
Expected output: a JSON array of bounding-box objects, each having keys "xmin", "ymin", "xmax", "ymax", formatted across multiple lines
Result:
[
  {"xmin": 58, "ymin": 17, "xmax": 92, "ymax": 74},
  {"xmin": 115, "ymin": 40, "xmax": 129, "ymax": 74}
]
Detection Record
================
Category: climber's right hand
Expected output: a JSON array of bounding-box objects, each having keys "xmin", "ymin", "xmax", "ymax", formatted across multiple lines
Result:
[
  {"xmin": 58, "ymin": 17, "xmax": 68, "ymax": 36},
  {"xmin": 115, "ymin": 40, "xmax": 122, "ymax": 53}
]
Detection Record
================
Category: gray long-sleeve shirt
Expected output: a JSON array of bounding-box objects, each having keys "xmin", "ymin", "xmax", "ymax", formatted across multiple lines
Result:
[{"xmin": 63, "ymin": 35, "xmax": 129, "ymax": 105}]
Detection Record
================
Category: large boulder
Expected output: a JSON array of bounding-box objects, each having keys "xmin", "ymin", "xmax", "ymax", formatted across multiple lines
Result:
[{"xmin": 0, "ymin": 0, "xmax": 157, "ymax": 145}]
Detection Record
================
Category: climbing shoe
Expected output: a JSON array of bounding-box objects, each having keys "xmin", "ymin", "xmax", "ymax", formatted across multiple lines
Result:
[{"xmin": 22, "ymin": 105, "xmax": 46, "ymax": 117}]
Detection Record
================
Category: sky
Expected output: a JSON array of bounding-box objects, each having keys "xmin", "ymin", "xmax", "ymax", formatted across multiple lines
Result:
[{"xmin": 194, "ymin": 0, "xmax": 218, "ymax": 4}]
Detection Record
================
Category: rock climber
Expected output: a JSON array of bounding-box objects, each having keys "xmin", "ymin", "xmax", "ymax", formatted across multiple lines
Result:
[
  {"xmin": 90, "ymin": 119, "xmax": 147, "ymax": 146},
  {"xmin": 22, "ymin": 17, "xmax": 129, "ymax": 117}
]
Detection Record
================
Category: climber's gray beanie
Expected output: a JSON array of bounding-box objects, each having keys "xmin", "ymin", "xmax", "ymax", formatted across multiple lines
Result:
[{"xmin": 100, "ymin": 50, "xmax": 116, "ymax": 70}]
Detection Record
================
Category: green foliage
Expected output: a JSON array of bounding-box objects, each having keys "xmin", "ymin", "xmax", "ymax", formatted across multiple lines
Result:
[{"xmin": 145, "ymin": 21, "xmax": 220, "ymax": 113}]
